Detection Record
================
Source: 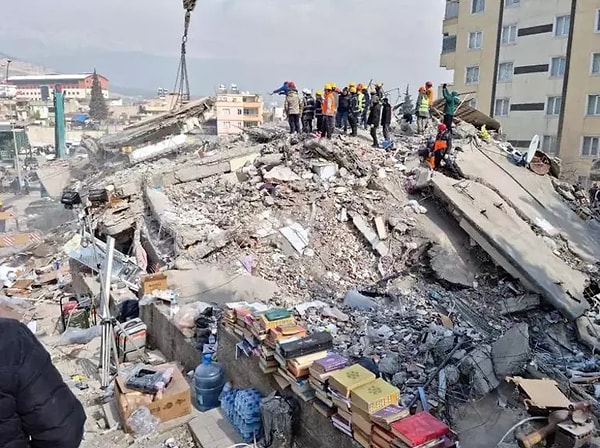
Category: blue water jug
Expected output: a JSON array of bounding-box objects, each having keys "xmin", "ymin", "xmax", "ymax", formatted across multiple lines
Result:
[{"xmin": 194, "ymin": 353, "xmax": 225, "ymax": 411}]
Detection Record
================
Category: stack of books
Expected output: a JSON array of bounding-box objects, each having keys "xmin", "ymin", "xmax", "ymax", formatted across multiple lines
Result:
[
  {"xmin": 350, "ymin": 379, "xmax": 400, "ymax": 448},
  {"xmin": 370, "ymin": 405, "xmax": 410, "ymax": 448},
  {"xmin": 258, "ymin": 345, "xmax": 278, "ymax": 374},
  {"xmin": 309, "ymin": 353, "xmax": 348, "ymax": 417},
  {"xmin": 328, "ymin": 364, "xmax": 376, "ymax": 436},
  {"xmin": 389, "ymin": 412, "xmax": 450, "ymax": 448},
  {"xmin": 266, "ymin": 324, "xmax": 306, "ymax": 348}
]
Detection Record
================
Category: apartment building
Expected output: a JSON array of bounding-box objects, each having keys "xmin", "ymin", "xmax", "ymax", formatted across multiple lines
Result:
[
  {"xmin": 215, "ymin": 84, "xmax": 263, "ymax": 136},
  {"xmin": 7, "ymin": 73, "xmax": 109, "ymax": 101},
  {"xmin": 440, "ymin": 0, "xmax": 600, "ymax": 183}
]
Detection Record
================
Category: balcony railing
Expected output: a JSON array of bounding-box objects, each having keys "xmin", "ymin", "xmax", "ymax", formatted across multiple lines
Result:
[
  {"xmin": 442, "ymin": 35, "xmax": 457, "ymax": 54},
  {"xmin": 445, "ymin": 1, "xmax": 459, "ymax": 20}
]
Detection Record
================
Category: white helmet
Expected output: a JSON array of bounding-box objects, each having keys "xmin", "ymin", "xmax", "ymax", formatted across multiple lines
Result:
[{"xmin": 302, "ymin": 88, "xmax": 311, "ymax": 95}]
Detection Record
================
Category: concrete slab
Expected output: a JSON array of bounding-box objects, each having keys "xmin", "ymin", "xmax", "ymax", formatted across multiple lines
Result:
[
  {"xmin": 431, "ymin": 174, "xmax": 588, "ymax": 320},
  {"xmin": 492, "ymin": 323, "xmax": 531, "ymax": 378},
  {"xmin": 188, "ymin": 408, "xmax": 242, "ymax": 448},
  {"xmin": 455, "ymin": 143, "xmax": 600, "ymax": 263}
]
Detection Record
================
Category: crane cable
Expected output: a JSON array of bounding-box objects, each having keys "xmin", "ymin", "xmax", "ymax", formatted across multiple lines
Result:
[{"xmin": 171, "ymin": 0, "xmax": 197, "ymax": 110}]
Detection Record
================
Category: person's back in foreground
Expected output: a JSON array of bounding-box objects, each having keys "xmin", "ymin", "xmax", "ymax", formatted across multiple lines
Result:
[{"xmin": 0, "ymin": 317, "xmax": 86, "ymax": 448}]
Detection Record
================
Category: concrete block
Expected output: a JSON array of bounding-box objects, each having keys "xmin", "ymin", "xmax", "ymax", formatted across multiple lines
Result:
[
  {"xmin": 351, "ymin": 214, "xmax": 389, "ymax": 257},
  {"xmin": 492, "ymin": 323, "xmax": 530, "ymax": 378},
  {"xmin": 460, "ymin": 345, "xmax": 499, "ymax": 397},
  {"xmin": 229, "ymin": 152, "xmax": 259, "ymax": 171},
  {"xmin": 175, "ymin": 161, "xmax": 231, "ymax": 183},
  {"xmin": 374, "ymin": 216, "xmax": 388, "ymax": 240},
  {"xmin": 311, "ymin": 161, "xmax": 338, "ymax": 180},
  {"xmin": 102, "ymin": 399, "xmax": 120, "ymax": 429}
]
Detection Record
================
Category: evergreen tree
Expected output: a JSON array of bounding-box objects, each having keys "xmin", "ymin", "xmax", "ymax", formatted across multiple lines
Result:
[
  {"xmin": 89, "ymin": 69, "xmax": 108, "ymax": 120},
  {"xmin": 401, "ymin": 84, "xmax": 414, "ymax": 115}
]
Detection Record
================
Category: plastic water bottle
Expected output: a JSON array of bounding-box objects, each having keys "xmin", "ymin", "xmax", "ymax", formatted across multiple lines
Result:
[{"xmin": 194, "ymin": 354, "xmax": 225, "ymax": 411}]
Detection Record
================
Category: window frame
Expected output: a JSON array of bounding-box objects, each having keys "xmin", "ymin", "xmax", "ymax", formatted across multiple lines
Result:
[
  {"xmin": 497, "ymin": 62, "xmax": 514, "ymax": 82},
  {"xmin": 501, "ymin": 24, "xmax": 518, "ymax": 45},
  {"xmin": 554, "ymin": 15, "xmax": 571, "ymax": 37},
  {"xmin": 471, "ymin": 0, "xmax": 485, "ymax": 14},
  {"xmin": 468, "ymin": 98, "xmax": 478, "ymax": 109},
  {"xmin": 465, "ymin": 66, "xmax": 480, "ymax": 85},
  {"xmin": 587, "ymin": 94, "xmax": 600, "ymax": 116},
  {"xmin": 468, "ymin": 31, "xmax": 483, "ymax": 50},
  {"xmin": 592, "ymin": 53, "xmax": 600, "ymax": 75},
  {"xmin": 581, "ymin": 136, "xmax": 600, "ymax": 158},
  {"xmin": 542, "ymin": 135, "xmax": 558, "ymax": 155},
  {"xmin": 546, "ymin": 96, "xmax": 562, "ymax": 116},
  {"xmin": 550, "ymin": 56, "xmax": 567, "ymax": 78},
  {"xmin": 494, "ymin": 98, "xmax": 510, "ymax": 116},
  {"xmin": 504, "ymin": 0, "xmax": 520, "ymax": 7},
  {"xmin": 595, "ymin": 9, "xmax": 600, "ymax": 33}
]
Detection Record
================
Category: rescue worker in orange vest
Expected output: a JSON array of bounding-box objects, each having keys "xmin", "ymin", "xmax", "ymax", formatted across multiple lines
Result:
[
  {"xmin": 425, "ymin": 81, "xmax": 434, "ymax": 111},
  {"xmin": 322, "ymin": 84, "xmax": 337, "ymax": 139},
  {"xmin": 432, "ymin": 123, "xmax": 451, "ymax": 169}
]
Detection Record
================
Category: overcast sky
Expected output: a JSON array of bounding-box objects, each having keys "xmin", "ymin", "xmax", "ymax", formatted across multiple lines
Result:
[{"xmin": 1, "ymin": 0, "xmax": 451, "ymax": 97}]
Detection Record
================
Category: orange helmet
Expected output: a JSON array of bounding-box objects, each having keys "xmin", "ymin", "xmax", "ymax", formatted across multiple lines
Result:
[
  {"xmin": 419, "ymin": 86, "xmax": 426, "ymax": 92},
  {"xmin": 356, "ymin": 83, "xmax": 363, "ymax": 91}
]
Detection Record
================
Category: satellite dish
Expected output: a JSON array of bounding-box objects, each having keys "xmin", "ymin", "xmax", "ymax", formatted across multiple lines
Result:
[{"xmin": 526, "ymin": 135, "xmax": 540, "ymax": 164}]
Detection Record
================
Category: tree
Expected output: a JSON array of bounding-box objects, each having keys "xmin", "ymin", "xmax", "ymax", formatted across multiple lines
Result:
[
  {"xmin": 89, "ymin": 69, "xmax": 108, "ymax": 120},
  {"xmin": 401, "ymin": 84, "xmax": 414, "ymax": 115}
]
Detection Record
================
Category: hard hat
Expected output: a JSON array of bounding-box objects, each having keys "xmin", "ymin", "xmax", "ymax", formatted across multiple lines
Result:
[
  {"xmin": 419, "ymin": 86, "xmax": 426, "ymax": 92},
  {"xmin": 356, "ymin": 83, "xmax": 363, "ymax": 90},
  {"xmin": 316, "ymin": 90, "xmax": 323, "ymax": 96},
  {"xmin": 425, "ymin": 81, "xmax": 433, "ymax": 88},
  {"xmin": 375, "ymin": 82, "xmax": 383, "ymax": 87},
  {"xmin": 349, "ymin": 81, "xmax": 356, "ymax": 87},
  {"xmin": 325, "ymin": 83, "xmax": 332, "ymax": 90},
  {"xmin": 350, "ymin": 87, "xmax": 357, "ymax": 93},
  {"xmin": 288, "ymin": 81, "xmax": 296, "ymax": 89},
  {"xmin": 438, "ymin": 123, "xmax": 447, "ymax": 132},
  {"xmin": 331, "ymin": 83, "xmax": 337, "ymax": 88},
  {"xmin": 302, "ymin": 88, "xmax": 311, "ymax": 94}
]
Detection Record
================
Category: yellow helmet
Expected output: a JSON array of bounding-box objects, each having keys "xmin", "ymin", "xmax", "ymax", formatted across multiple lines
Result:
[
  {"xmin": 324, "ymin": 83, "xmax": 332, "ymax": 90},
  {"xmin": 349, "ymin": 87, "xmax": 357, "ymax": 93},
  {"xmin": 331, "ymin": 83, "xmax": 337, "ymax": 89},
  {"xmin": 349, "ymin": 81, "xmax": 356, "ymax": 87},
  {"xmin": 316, "ymin": 90, "xmax": 323, "ymax": 96}
]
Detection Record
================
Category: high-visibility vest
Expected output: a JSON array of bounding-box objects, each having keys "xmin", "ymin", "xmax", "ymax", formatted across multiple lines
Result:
[
  {"xmin": 323, "ymin": 92, "xmax": 336, "ymax": 116},
  {"xmin": 418, "ymin": 94, "xmax": 429, "ymax": 113},
  {"xmin": 434, "ymin": 139, "xmax": 448, "ymax": 152},
  {"xmin": 357, "ymin": 92, "xmax": 365, "ymax": 112}
]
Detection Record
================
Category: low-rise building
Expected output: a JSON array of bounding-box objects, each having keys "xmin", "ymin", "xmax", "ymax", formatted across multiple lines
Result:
[
  {"xmin": 215, "ymin": 84, "xmax": 263, "ymax": 136},
  {"xmin": 7, "ymin": 73, "xmax": 109, "ymax": 101}
]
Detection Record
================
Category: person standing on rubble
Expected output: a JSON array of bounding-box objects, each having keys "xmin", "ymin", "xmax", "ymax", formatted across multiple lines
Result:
[
  {"xmin": 372, "ymin": 82, "xmax": 385, "ymax": 103},
  {"xmin": 441, "ymin": 83, "xmax": 460, "ymax": 131},
  {"xmin": 0, "ymin": 317, "xmax": 86, "ymax": 448},
  {"xmin": 271, "ymin": 81, "xmax": 291, "ymax": 95},
  {"xmin": 322, "ymin": 84, "xmax": 337, "ymax": 139},
  {"xmin": 360, "ymin": 85, "xmax": 371, "ymax": 129},
  {"xmin": 367, "ymin": 96, "xmax": 382, "ymax": 148},
  {"xmin": 381, "ymin": 97, "xmax": 392, "ymax": 142},
  {"xmin": 425, "ymin": 81, "xmax": 435, "ymax": 111},
  {"xmin": 336, "ymin": 87, "xmax": 352, "ymax": 133},
  {"xmin": 348, "ymin": 86, "xmax": 361, "ymax": 137},
  {"xmin": 314, "ymin": 91, "xmax": 324, "ymax": 135},
  {"xmin": 284, "ymin": 82, "xmax": 302, "ymax": 134},
  {"xmin": 301, "ymin": 89, "xmax": 316, "ymax": 133},
  {"xmin": 416, "ymin": 87, "xmax": 430, "ymax": 134}
]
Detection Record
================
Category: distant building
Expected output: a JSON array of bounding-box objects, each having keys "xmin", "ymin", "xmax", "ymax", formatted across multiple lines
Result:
[
  {"xmin": 7, "ymin": 73, "xmax": 109, "ymax": 101},
  {"xmin": 215, "ymin": 84, "xmax": 263, "ymax": 136}
]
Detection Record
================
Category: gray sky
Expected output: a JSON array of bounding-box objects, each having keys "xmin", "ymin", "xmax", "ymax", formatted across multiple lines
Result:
[{"xmin": 1, "ymin": 0, "xmax": 452, "ymax": 97}]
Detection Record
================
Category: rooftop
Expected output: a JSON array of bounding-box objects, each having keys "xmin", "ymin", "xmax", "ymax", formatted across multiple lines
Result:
[{"xmin": 7, "ymin": 73, "xmax": 100, "ymax": 82}]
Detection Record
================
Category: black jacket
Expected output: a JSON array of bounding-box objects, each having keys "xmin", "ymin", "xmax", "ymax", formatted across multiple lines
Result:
[
  {"xmin": 0, "ymin": 318, "xmax": 86, "ymax": 448},
  {"xmin": 367, "ymin": 103, "xmax": 382, "ymax": 127},
  {"xmin": 338, "ymin": 93, "xmax": 351, "ymax": 112},
  {"xmin": 381, "ymin": 102, "xmax": 392, "ymax": 126},
  {"xmin": 302, "ymin": 95, "xmax": 315, "ymax": 119}
]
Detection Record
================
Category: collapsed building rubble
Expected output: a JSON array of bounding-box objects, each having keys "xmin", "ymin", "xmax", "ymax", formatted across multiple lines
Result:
[{"xmin": 9, "ymin": 97, "xmax": 600, "ymax": 447}]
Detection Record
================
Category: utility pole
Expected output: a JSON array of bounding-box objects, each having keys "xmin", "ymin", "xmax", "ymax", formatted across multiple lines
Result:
[
  {"xmin": 11, "ymin": 127, "xmax": 22, "ymax": 194},
  {"xmin": 5, "ymin": 59, "xmax": 11, "ymax": 82}
]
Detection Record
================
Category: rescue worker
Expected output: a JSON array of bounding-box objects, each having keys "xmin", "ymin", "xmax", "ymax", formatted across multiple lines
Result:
[
  {"xmin": 314, "ymin": 91, "xmax": 324, "ymax": 135},
  {"xmin": 322, "ymin": 84, "xmax": 337, "ymax": 139},
  {"xmin": 301, "ymin": 88, "xmax": 316, "ymax": 133},
  {"xmin": 367, "ymin": 96, "xmax": 382, "ymax": 148},
  {"xmin": 361, "ymin": 85, "xmax": 371, "ymax": 129},
  {"xmin": 381, "ymin": 97, "xmax": 392, "ymax": 142},
  {"xmin": 442, "ymin": 83, "xmax": 460, "ymax": 131},
  {"xmin": 425, "ymin": 81, "xmax": 435, "ymax": 110},
  {"xmin": 349, "ymin": 86, "xmax": 361, "ymax": 137},
  {"xmin": 284, "ymin": 82, "xmax": 302, "ymax": 134},
  {"xmin": 337, "ymin": 87, "xmax": 352, "ymax": 133},
  {"xmin": 433, "ymin": 123, "xmax": 451, "ymax": 169},
  {"xmin": 357, "ymin": 85, "xmax": 365, "ymax": 121},
  {"xmin": 271, "ymin": 81, "xmax": 291, "ymax": 95},
  {"xmin": 372, "ymin": 82, "xmax": 385, "ymax": 103},
  {"xmin": 416, "ymin": 87, "xmax": 430, "ymax": 134}
]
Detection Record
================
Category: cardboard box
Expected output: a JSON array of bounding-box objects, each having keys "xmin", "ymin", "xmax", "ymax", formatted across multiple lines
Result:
[
  {"xmin": 114, "ymin": 363, "xmax": 191, "ymax": 431},
  {"xmin": 139, "ymin": 273, "xmax": 168, "ymax": 296}
]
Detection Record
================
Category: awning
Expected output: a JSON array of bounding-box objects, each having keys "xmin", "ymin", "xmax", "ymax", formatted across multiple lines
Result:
[{"xmin": 71, "ymin": 114, "xmax": 89, "ymax": 123}]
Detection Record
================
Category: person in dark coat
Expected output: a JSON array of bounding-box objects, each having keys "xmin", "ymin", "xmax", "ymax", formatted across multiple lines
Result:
[
  {"xmin": 301, "ymin": 89, "xmax": 316, "ymax": 133},
  {"xmin": 367, "ymin": 96, "xmax": 382, "ymax": 148},
  {"xmin": 336, "ymin": 87, "xmax": 352, "ymax": 132},
  {"xmin": 381, "ymin": 97, "xmax": 392, "ymax": 141},
  {"xmin": 361, "ymin": 86, "xmax": 371, "ymax": 129},
  {"xmin": 314, "ymin": 91, "xmax": 324, "ymax": 135},
  {"xmin": 0, "ymin": 318, "xmax": 86, "ymax": 448}
]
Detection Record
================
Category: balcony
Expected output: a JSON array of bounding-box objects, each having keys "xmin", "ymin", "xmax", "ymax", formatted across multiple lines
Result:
[
  {"xmin": 445, "ymin": 1, "xmax": 459, "ymax": 20},
  {"xmin": 442, "ymin": 35, "xmax": 457, "ymax": 54}
]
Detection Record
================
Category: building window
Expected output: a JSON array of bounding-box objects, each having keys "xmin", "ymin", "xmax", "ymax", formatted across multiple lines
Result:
[
  {"xmin": 222, "ymin": 108, "xmax": 230, "ymax": 115},
  {"xmin": 468, "ymin": 98, "xmax": 478, "ymax": 109},
  {"xmin": 504, "ymin": 0, "xmax": 519, "ymax": 6},
  {"xmin": 592, "ymin": 53, "xmax": 600, "ymax": 74},
  {"xmin": 550, "ymin": 57, "xmax": 566, "ymax": 77},
  {"xmin": 471, "ymin": 0, "xmax": 485, "ymax": 14},
  {"xmin": 466, "ymin": 66, "xmax": 480, "ymax": 85},
  {"xmin": 542, "ymin": 135, "xmax": 558, "ymax": 155},
  {"xmin": 555, "ymin": 15, "xmax": 570, "ymax": 36},
  {"xmin": 498, "ymin": 62, "xmax": 514, "ymax": 82},
  {"xmin": 442, "ymin": 35, "xmax": 457, "ymax": 53},
  {"xmin": 494, "ymin": 98, "xmax": 510, "ymax": 116},
  {"xmin": 595, "ymin": 9, "xmax": 600, "ymax": 32},
  {"xmin": 501, "ymin": 25, "xmax": 517, "ymax": 45},
  {"xmin": 546, "ymin": 96, "xmax": 562, "ymax": 116},
  {"xmin": 582, "ymin": 137, "xmax": 600, "ymax": 157},
  {"xmin": 468, "ymin": 31, "xmax": 483, "ymax": 50},
  {"xmin": 587, "ymin": 95, "xmax": 600, "ymax": 116},
  {"xmin": 237, "ymin": 109, "xmax": 243, "ymax": 115}
]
